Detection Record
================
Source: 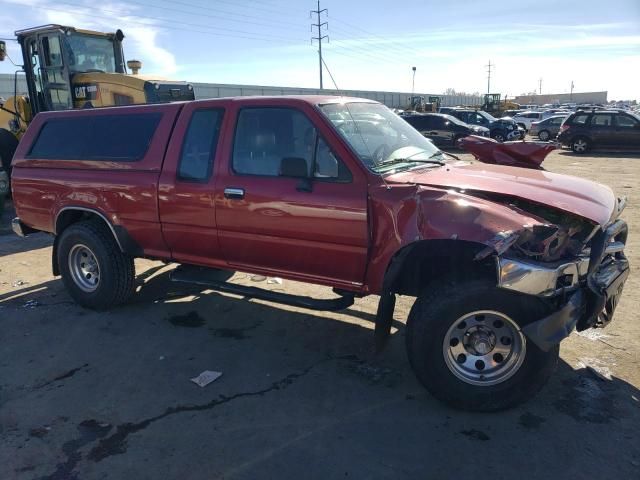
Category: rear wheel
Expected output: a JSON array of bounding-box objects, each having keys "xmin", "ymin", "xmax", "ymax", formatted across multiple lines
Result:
[
  {"xmin": 538, "ymin": 130, "xmax": 551, "ymax": 141},
  {"xmin": 406, "ymin": 278, "xmax": 559, "ymax": 411},
  {"xmin": 571, "ymin": 136, "xmax": 590, "ymax": 154},
  {"xmin": 58, "ymin": 220, "xmax": 135, "ymax": 310},
  {"xmin": 452, "ymin": 134, "xmax": 464, "ymax": 147}
]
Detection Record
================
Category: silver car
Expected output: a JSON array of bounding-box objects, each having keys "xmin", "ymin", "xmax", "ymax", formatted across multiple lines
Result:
[{"xmin": 529, "ymin": 115, "xmax": 569, "ymax": 141}]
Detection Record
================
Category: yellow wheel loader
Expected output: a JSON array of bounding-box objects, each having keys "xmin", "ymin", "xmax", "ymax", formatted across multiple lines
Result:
[{"xmin": 0, "ymin": 24, "xmax": 194, "ymax": 183}]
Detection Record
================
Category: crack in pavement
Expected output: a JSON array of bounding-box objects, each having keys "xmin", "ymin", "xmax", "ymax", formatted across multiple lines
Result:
[
  {"xmin": 36, "ymin": 364, "xmax": 90, "ymax": 389},
  {"xmin": 87, "ymin": 363, "xmax": 316, "ymax": 462},
  {"xmin": 38, "ymin": 356, "xmax": 348, "ymax": 479}
]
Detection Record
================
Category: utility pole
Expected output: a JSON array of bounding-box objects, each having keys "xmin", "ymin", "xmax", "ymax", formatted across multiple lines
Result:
[
  {"xmin": 311, "ymin": 1, "xmax": 328, "ymax": 90},
  {"xmin": 411, "ymin": 66, "xmax": 416, "ymax": 96},
  {"xmin": 539, "ymin": 78, "xmax": 542, "ymax": 95},
  {"xmin": 485, "ymin": 60, "xmax": 493, "ymax": 94},
  {"xmin": 570, "ymin": 80, "xmax": 574, "ymax": 101}
]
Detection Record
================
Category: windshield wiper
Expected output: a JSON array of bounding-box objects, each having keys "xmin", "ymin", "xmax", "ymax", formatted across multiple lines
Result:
[
  {"xmin": 378, "ymin": 157, "xmax": 445, "ymax": 168},
  {"xmin": 377, "ymin": 150, "xmax": 446, "ymax": 167}
]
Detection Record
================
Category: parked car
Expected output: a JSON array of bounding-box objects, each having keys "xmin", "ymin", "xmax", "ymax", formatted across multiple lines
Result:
[
  {"xmin": 557, "ymin": 109, "xmax": 640, "ymax": 153},
  {"xmin": 529, "ymin": 115, "xmax": 569, "ymax": 141},
  {"xmin": 441, "ymin": 108, "xmax": 524, "ymax": 141},
  {"xmin": 402, "ymin": 113, "xmax": 489, "ymax": 147},
  {"xmin": 11, "ymin": 96, "xmax": 630, "ymax": 412},
  {"xmin": 501, "ymin": 109, "xmax": 525, "ymax": 118},
  {"xmin": 512, "ymin": 111, "xmax": 543, "ymax": 131}
]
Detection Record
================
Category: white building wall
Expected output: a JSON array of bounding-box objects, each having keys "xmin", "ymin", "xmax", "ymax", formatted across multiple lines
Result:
[{"xmin": 0, "ymin": 74, "xmax": 483, "ymax": 109}]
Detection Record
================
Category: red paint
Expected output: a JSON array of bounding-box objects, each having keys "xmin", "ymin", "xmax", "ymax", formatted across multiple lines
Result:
[
  {"xmin": 11, "ymin": 96, "xmax": 619, "ymax": 295},
  {"xmin": 459, "ymin": 135, "xmax": 557, "ymax": 169}
]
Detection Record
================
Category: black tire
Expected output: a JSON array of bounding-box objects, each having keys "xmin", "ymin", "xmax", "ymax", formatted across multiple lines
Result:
[
  {"xmin": 538, "ymin": 130, "xmax": 551, "ymax": 141},
  {"xmin": 0, "ymin": 128, "xmax": 19, "ymax": 180},
  {"xmin": 406, "ymin": 278, "xmax": 559, "ymax": 412},
  {"xmin": 452, "ymin": 134, "xmax": 464, "ymax": 147},
  {"xmin": 57, "ymin": 220, "xmax": 135, "ymax": 310},
  {"xmin": 571, "ymin": 136, "xmax": 591, "ymax": 154},
  {"xmin": 491, "ymin": 131, "xmax": 505, "ymax": 142}
]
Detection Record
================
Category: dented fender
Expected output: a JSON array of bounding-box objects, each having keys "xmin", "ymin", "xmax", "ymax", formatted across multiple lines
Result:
[{"xmin": 365, "ymin": 183, "xmax": 548, "ymax": 293}]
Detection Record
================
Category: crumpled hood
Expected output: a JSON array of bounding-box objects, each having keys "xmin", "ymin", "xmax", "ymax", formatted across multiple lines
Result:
[{"xmin": 386, "ymin": 162, "xmax": 616, "ymax": 226}]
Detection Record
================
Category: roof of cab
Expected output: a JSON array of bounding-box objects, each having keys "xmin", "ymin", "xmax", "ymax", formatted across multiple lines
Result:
[{"xmin": 32, "ymin": 95, "xmax": 380, "ymax": 119}]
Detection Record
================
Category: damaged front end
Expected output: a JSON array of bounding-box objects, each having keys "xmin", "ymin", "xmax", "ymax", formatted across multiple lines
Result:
[{"xmin": 487, "ymin": 197, "xmax": 630, "ymax": 351}]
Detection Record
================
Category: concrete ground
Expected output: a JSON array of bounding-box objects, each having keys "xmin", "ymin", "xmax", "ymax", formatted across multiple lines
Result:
[{"xmin": 0, "ymin": 148, "xmax": 639, "ymax": 480}]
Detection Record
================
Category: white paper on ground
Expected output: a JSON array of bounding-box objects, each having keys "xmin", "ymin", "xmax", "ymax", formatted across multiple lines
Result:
[{"xmin": 190, "ymin": 370, "xmax": 223, "ymax": 387}]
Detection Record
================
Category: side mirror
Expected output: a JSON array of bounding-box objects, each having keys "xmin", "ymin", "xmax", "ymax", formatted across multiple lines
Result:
[{"xmin": 279, "ymin": 157, "xmax": 309, "ymax": 178}]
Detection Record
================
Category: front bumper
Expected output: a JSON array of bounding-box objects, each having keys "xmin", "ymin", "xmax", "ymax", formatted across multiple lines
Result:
[{"xmin": 497, "ymin": 219, "xmax": 630, "ymax": 350}]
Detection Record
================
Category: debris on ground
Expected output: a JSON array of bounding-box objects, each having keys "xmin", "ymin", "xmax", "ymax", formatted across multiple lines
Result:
[
  {"xmin": 577, "ymin": 357, "xmax": 613, "ymax": 381},
  {"xmin": 575, "ymin": 329, "xmax": 611, "ymax": 341},
  {"xmin": 250, "ymin": 275, "xmax": 266, "ymax": 282},
  {"xmin": 12, "ymin": 280, "xmax": 28, "ymax": 287},
  {"xmin": 190, "ymin": 370, "xmax": 223, "ymax": 387},
  {"xmin": 267, "ymin": 277, "xmax": 283, "ymax": 285}
]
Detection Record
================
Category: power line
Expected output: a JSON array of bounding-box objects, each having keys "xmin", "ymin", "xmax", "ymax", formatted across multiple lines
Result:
[
  {"xmin": 329, "ymin": 16, "xmax": 419, "ymax": 60},
  {"xmin": 19, "ymin": 3, "xmax": 305, "ymax": 46},
  {"xmin": 311, "ymin": 0, "xmax": 328, "ymax": 89},
  {"xmin": 120, "ymin": 0, "xmax": 306, "ymax": 32},
  {"xmin": 328, "ymin": 24, "xmax": 417, "ymax": 61}
]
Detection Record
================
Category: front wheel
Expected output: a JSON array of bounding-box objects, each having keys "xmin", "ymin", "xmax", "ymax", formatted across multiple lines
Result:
[
  {"xmin": 58, "ymin": 220, "xmax": 135, "ymax": 310},
  {"xmin": 491, "ymin": 132, "xmax": 505, "ymax": 142},
  {"xmin": 406, "ymin": 278, "xmax": 559, "ymax": 411}
]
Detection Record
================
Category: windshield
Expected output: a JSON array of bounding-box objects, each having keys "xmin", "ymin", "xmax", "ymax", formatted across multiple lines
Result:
[
  {"xmin": 442, "ymin": 114, "xmax": 467, "ymax": 127},
  {"xmin": 478, "ymin": 110, "xmax": 497, "ymax": 122},
  {"xmin": 319, "ymin": 102, "xmax": 443, "ymax": 173},
  {"xmin": 66, "ymin": 33, "xmax": 116, "ymax": 73}
]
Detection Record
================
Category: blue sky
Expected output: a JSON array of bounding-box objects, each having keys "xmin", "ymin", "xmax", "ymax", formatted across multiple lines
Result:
[{"xmin": 1, "ymin": 0, "xmax": 639, "ymax": 100}]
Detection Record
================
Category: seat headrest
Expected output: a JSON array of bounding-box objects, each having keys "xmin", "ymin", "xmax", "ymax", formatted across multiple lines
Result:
[{"xmin": 252, "ymin": 131, "xmax": 276, "ymax": 150}]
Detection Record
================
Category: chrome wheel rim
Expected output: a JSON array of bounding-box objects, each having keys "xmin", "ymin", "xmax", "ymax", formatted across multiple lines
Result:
[
  {"xmin": 573, "ymin": 139, "xmax": 587, "ymax": 152},
  {"xmin": 494, "ymin": 134, "xmax": 504, "ymax": 142},
  {"xmin": 68, "ymin": 244, "xmax": 101, "ymax": 292},
  {"xmin": 442, "ymin": 310, "xmax": 526, "ymax": 386},
  {"xmin": 539, "ymin": 131, "xmax": 549, "ymax": 141}
]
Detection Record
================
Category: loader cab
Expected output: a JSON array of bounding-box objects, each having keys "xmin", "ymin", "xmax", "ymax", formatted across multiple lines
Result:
[{"xmin": 16, "ymin": 25, "xmax": 125, "ymax": 114}]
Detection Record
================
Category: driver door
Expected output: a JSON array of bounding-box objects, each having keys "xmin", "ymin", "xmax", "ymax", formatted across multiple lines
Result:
[{"xmin": 215, "ymin": 104, "xmax": 369, "ymax": 287}]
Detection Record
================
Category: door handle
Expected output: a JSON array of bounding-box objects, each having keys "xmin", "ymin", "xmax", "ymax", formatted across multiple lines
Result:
[{"xmin": 224, "ymin": 187, "xmax": 245, "ymax": 199}]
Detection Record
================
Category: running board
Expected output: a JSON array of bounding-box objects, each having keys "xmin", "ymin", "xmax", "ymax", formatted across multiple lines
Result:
[{"xmin": 170, "ymin": 265, "xmax": 354, "ymax": 312}]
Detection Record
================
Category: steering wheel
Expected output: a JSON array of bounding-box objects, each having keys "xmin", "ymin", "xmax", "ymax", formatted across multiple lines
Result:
[{"xmin": 373, "ymin": 144, "xmax": 390, "ymax": 163}]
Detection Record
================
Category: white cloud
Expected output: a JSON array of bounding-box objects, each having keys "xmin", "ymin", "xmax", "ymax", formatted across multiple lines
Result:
[{"xmin": 1, "ymin": 0, "xmax": 179, "ymax": 77}]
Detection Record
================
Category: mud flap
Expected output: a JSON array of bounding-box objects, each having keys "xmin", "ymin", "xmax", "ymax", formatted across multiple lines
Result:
[
  {"xmin": 374, "ymin": 290, "xmax": 396, "ymax": 352},
  {"xmin": 522, "ymin": 290, "xmax": 583, "ymax": 351}
]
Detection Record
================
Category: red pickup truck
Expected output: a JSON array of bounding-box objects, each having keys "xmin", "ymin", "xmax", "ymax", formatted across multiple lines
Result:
[{"xmin": 10, "ymin": 96, "xmax": 629, "ymax": 411}]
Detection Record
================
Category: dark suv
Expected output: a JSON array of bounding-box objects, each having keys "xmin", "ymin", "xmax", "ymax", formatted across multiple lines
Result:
[
  {"xmin": 558, "ymin": 110, "xmax": 640, "ymax": 153},
  {"xmin": 439, "ymin": 108, "xmax": 524, "ymax": 142},
  {"xmin": 402, "ymin": 113, "xmax": 489, "ymax": 147}
]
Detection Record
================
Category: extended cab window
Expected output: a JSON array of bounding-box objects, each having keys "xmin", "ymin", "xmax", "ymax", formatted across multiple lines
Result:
[
  {"xmin": 177, "ymin": 109, "xmax": 224, "ymax": 181},
  {"xmin": 28, "ymin": 113, "xmax": 161, "ymax": 161},
  {"xmin": 233, "ymin": 107, "xmax": 350, "ymax": 181}
]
